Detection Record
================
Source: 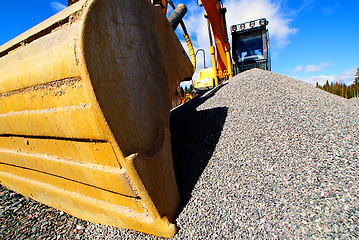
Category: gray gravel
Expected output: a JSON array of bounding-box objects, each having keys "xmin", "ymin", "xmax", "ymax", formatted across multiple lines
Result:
[
  {"xmin": 2, "ymin": 69, "xmax": 359, "ymax": 239},
  {"xmin": 0, "ymin": 185, "xmax": 87, "ymax": 239}
]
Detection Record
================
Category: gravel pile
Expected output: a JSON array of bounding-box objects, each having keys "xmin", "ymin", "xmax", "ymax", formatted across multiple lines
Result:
[
  {"xmin": 0, "ymin": 185, "xmax": 87, "ymax": 239},
  {"xmin": 1, "ymin": 69, "xmax": 359, "ymax": 239}
]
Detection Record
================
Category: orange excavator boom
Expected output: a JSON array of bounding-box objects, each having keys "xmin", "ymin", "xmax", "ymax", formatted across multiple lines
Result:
[{"xmin": 200, "ymin": 0, "xmax": 232, "ymax": 79}]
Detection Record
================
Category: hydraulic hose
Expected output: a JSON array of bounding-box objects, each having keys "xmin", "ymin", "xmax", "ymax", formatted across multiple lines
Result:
[
  {"xmin": 183, "ymin": 33, "xmax": 196, "ymax": 71},
  {"xmin": 167, "ymin": 1, "xmax": 196, "ymax": 71}
]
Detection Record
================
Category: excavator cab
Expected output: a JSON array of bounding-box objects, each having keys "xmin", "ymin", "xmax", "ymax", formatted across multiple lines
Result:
[{"xmin": 231, "ymin": 18, "xmax": 270, "ymax": 75}]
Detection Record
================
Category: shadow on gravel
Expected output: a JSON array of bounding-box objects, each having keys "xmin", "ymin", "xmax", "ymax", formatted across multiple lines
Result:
[{"xmin": 170, "ymin": 83, "xmax": 228, "ymax": 209}]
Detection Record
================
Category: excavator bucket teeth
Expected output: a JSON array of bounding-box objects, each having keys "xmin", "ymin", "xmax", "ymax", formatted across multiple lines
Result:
[{"xmin": 0, "ymin": 0, "xmax": 193, "ymax": 238}]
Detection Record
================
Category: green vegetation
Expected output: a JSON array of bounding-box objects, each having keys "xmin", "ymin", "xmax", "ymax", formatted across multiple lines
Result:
[{"xmin": 316, "ymin": 67, "xmax": 359, "ymax": 99}]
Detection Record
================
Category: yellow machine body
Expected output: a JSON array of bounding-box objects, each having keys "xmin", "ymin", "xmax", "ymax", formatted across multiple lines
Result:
[
  {"xmin": 0, "ymin": 0, "xmax": 193, "ymax": 238},
  {"xmin": 193, "ymin": 67, "xmax": 216, "ymax": 90}
]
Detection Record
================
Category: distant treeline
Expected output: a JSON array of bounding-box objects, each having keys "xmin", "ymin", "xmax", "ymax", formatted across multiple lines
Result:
[
  {"xmin": 316, "ymin": 81, "xmax": 359, "ymax": 99},
  {"xmin": 316, "ymin": 67, "xmax": 359, "ymax": 99}
]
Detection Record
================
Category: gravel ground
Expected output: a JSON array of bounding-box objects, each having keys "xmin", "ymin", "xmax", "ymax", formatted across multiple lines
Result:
[
  {"xmin": 0, "ymin": 185, "xmax": 87, "ymax": 240},
  {"xmin": 1, "ymin": 69, "xmax": 359, "ymax": 239}
]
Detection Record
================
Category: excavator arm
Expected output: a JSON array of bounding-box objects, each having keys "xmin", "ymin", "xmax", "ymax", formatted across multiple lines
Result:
[{"xmin": 198, "ymin": 0, "xmax": 233, "ymax": 81}]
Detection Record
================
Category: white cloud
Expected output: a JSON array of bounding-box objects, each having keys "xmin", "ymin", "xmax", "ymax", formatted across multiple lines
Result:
[
  {"xmin": 225, "ymin": 0, "xmax": 298, "ymax": 50},
  {"xmin": 321, "ymin": 2, "xmax": 339, "ymax": 14},
  {"xmin": 300, "ymin": 67, "xmax": 356, "ymax": 86},
  {"xmin": 293, "ymin": 65, "xmax": 303, "ymax": 73},
  {"xmin": 50, "ymin": 1, "xmax": 66, "ymax": 13},
  {"xmin": 286, "ymin": 0, "xmax": 315, "ymax": 16},
  {"xmin": 305, "ymin": 62, "xmax": 331, "ymax": 73},
  {"xmin": 301, "ymin": 74, "xmax": 336, "ymax": 86}
]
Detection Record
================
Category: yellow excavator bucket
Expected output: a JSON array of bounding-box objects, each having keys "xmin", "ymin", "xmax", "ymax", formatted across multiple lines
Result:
[{"xmin": 0, "ymin": 0, "xmax": 193, "ymax": 238}]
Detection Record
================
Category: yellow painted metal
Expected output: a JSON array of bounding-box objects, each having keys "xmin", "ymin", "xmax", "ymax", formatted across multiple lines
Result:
[
  {"xmin": 193, "ymin": 67, "xmax": 215, "ymax": 89},
  {"xmin": 0, "ymin": 0, "xmax": 193, "ymax": 238},
  {"xmin": 225, "ymin": 43, "xmax": 233, "ymax": 78},
  {"xmin": 183, "ymin": 33, "xmax": 196, "ymax": 71},
  {"xmin": 210, "ymin": 46, "xmax": 219, "ymax": 86},
  {"xmin": 201, "ymin": 0, "xmax": 232, "ymax": 77}
]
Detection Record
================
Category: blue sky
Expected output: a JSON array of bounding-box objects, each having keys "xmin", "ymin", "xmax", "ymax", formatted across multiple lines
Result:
[{"xmin": 1, "ymin": 0, "xmax": 358, "ymax": 86}]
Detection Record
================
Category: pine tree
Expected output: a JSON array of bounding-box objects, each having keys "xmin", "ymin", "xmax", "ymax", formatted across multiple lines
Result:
[
  {"xmin": 355, "ymin": 67, "xmax": 359, "ymax": 98},
  {"xmin": 325, "ymin": 80, "xmax": 330, "ymax": 91},
  {"xmin": 313, "ymin": 68, "xmax": 359, "ymax": 99},
  {"xmin": 180, "ymin": 86, "xmax": 185, "ymax": 97}
]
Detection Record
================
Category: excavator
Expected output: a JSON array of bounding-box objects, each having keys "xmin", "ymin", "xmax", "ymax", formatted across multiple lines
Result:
[
  {"xmin": 193, "ymin": 18, "xmax": 271, "ymax": 91},
  {"xmin": 0, "ymin": 0, "xmax": 231, "ymax": 238}
]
